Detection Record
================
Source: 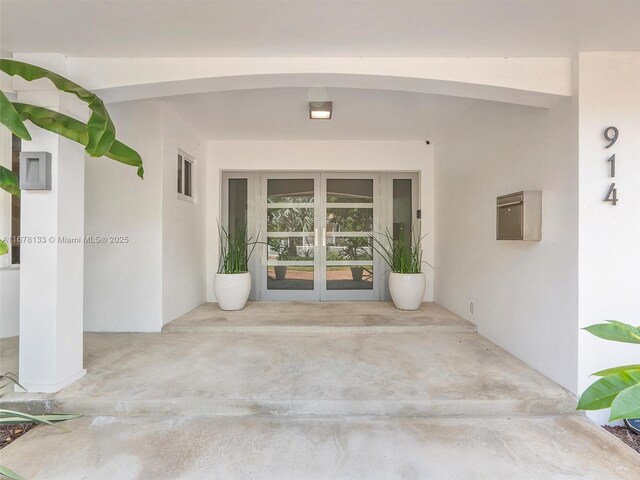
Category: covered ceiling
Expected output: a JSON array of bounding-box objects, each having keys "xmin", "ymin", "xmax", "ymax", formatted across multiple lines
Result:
[
  {"xmin": 164, "ymin": 87, "xmax": 481, "ymax": 140},
  {"xmin": 1, "ymin": 0, "xmax": 640, "ymax": 58}
]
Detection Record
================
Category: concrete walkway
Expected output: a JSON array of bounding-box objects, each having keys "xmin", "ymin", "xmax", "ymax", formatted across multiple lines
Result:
[
  {"xmin": 3, "ymin": 415, "xmax": 640, "ymax": 479},
  {"xmin": 1, "ymin": 302, "xmax": 639, "ymax": 478}
]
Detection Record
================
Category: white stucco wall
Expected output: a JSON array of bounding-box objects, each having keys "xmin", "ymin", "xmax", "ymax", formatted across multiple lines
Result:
[
  {"xmin": 577, "ymin": 52, "xmax": 640, "ymax": 424},
  {"xmin": 84, "ymin": 100, "xmax": 206, "ymax": 332},
  {"xmin": 435, "ymin": 97, "xmax": 580, "ymax": 394},
  {"xmin": 161, "ymin": 104, "xmax": 207, "ymax": 325},
  {"xmin": 84, "ymin": 100, "xmax": 164, "ymax": 332},
  {"xmin": 206, "ymin": 140, "xmax": 435, "ymax": 303}
]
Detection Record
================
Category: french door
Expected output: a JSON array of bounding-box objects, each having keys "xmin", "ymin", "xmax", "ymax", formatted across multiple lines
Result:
[{"xmin": 261, "ymin": 173, "xmax": 379, "ymax": 301}]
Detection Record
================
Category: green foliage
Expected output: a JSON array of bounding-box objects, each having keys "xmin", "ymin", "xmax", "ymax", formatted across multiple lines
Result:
[
  {"xmin": 0, "ymin": 60, "xmax": 145, "ymax": 260},
  {"xmin": 577, "ymin": 321, "xmax": 640, "ymax": 421},
  {"xmin": 0, "ymin": 373, "xmax": 81, "ymax": 479},
  {"xmin": 0, "ymin": 165, "xmax": 19, "ymax": 258},
  {"xmin": 0, "ymin": 464, "xmax": 25, "ymax": 480},
  {"xmin": 0, "ymin": 410, "xmax": 81, "ymax": 432},
  {"xmin": 0, "ymin": 90, "xmax": 30, "ymax": 141},
  {"xmin": 267, "ymin": 207, "xmax": 314, "ymax": 232},
  {"xmin": 218, "ymin": 224, "xmax": 259, "ymax": 274},
  {"xmin": 0, "ymin": 165, "xmax": 20, "ymax": 197},
  {"xmin": 13, "ymin": 103, "xmax": 144, "ymax": 178},
  {"xmin": 268, "ymin": 238, "xmax": 290, "ymax": 261},
  {"xmin": 329, "ymin": 208, "xmax": 372, "ymax": 232},
  {"xmin": 0, "ymin": 59, "xmax": 115, "ymax": 157},
  {"xmin": 370, "ymin": 222, "xmax": 428, "ymax": 274},
  {"xmin": 584, "ymin": 321, "xmax": 640, "ymax": 344},
  {"xmin": 338, "ymin": 237, "xmax": 371, "ymax": 261},
  {"xmin": 0, "ymin": 59, "xmax": 143, "ymax": 178}
]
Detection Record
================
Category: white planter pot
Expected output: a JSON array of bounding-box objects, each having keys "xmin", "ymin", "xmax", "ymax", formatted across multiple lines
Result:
[
  {"xmin": 388, "ymin": 272, "xmax": 426, "ymax": 311},
  {"xmin": 214, "ymin": 272, "xmax": 252, "ymax": 311}
]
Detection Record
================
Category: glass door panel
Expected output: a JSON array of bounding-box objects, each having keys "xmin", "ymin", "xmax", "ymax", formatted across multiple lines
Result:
[
  {"xmin": 325, "ymin": 235, "xmax": 374, "ymax": 291},
  {"xmin": 321, "ymin": 175, "xmax": 378, "ymax": 300},
  {"xmin": 263, "ymin": 175, "xmax": 320, "ymax": 299}
]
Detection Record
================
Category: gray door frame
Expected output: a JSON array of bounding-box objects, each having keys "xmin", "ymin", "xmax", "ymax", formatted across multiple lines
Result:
[{"xmin": 221, "ymin": 170, "xmax": 419, "ymax": 302}]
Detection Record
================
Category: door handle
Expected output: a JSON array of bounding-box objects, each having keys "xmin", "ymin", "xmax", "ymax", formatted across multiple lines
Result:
[
  {"xmin": 322, "ymin": 227, "xmax": 326, "ymax": 247},
  {"xmin": 314, "ymin": 228, "xmax": 319, "ymax": 247}
]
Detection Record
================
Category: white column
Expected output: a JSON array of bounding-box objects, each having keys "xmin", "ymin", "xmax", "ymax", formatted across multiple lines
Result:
[
  {"xmin": 17, "ymin": 87, "xmax": 86, "ymax": 392},
  {"xmin": 577, "ymin": 52, "xmax": 640, "ymax": 423}
]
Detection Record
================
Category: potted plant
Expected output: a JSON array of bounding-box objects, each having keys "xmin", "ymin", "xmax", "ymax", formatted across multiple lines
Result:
[
  {"xmin": 339, "ymin": 237, "xmax": 370, "ymax": 281},
  {"xmin": 214, "ymin": 224, "xmax": 258, "ymax": 310},
  {"xmin": 268, "ymin": 238, "xmax": 289, "ymax": 280},
  {"xmin": 371, "ymin": 222, "xmax": 428, "ymax": 310}
]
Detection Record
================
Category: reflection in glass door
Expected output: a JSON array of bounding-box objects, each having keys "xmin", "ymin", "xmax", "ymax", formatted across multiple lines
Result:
[
  {"xmin": 321, "ymin": 175, "xmax": 378, "ymax": 300},
  {"xmin": 263, "ymin": 174, "xmax": 320, "ymax": 300},
  {"xmin": 251, "ymin": 172, "xmax": 415, "ymax": 301}
]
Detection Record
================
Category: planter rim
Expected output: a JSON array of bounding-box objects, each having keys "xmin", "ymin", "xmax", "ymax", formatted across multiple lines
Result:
[
  {"xmin": 216, "ymin": 271, "xmax": 250, "ymax": 275},
  {"xmin": 390, "ymin": 271, "xmax": 423, "ymax": 275}
]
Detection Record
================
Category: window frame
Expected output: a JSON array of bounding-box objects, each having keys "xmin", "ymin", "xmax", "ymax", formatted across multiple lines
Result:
[{"xmin": 177, "ymin": 149, "xmax": 196, "ymax": 203}]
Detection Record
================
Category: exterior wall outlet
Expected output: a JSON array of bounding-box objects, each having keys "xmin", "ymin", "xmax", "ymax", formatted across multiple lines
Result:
[{"xmin": 19, "ymin": 151, "xmax": 52, "ymax": 190}]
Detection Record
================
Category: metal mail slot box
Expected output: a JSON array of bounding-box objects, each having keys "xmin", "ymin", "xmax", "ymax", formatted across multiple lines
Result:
[{"xmin": 496, "ymin": 190, "xmax": 542, "ymax": 241}]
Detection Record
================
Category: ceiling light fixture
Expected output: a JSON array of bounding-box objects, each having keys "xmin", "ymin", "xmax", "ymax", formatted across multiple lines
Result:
[{"xmin": 309, "ymin": 101, "xmax": 332, "ymax": 120}]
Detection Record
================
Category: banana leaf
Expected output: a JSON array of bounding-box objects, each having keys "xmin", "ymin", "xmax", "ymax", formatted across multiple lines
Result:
[
  {"xmin": 0, "ymin": 59, "xmax": 115, "ymax": 157},
  {"xmin": 12, "ymin": 103, "xmax": 143, "ymax": 179},
  {"xmin": 583, "ymin": 321, "xmax": 640, "ymax": 344},
  {"xmin": 0, "ymin": 165, "xmax": 20, "ymax": 196},
  {"xmin": 0, "ymin": 90, "xmax": 30, "ymax": 141},
  {"xmin": 0, "ymin": 240, "xmax": 7, "ymax": 256}
]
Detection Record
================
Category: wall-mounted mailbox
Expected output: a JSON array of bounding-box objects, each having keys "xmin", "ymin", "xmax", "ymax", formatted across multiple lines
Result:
[
  {"xmin": 19, "ymin": 152, "xmax": 52, "ymax": 190},
  {"xmin": 496, "ymin": 190, "xmax": 542, "ymax": 241}
]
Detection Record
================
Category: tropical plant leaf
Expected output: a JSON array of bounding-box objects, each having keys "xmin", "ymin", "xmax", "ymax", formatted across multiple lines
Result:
[
  {"xmin": 610, "ymin": 382, "xmax": 640, "ymax": 421},
  {"xmin": 0, "ymin": 240, "xmax": 7, "ymax": 256},
  {"xmin": 577, "ymin": 370, "xmax": 640, "ymax": 411},
  {"xmin": 12, "ymin": 103, "xmax": 143, "ymax": 179},
  {"xmin": 0, "ymin": 464, "xmax": 25, "ymax": 480},
  {"xmin": 0, "ymin": 90, "xmax": 31, "ymax": 141},
  {"xmin": 0, "ymin": 372, "xmax": 24, "ymax": 392},
  {"xmin": 593, "ymin": 365, "xmax": 640, "ymax": 376},
  {"xmin": 0, "ymin": 409, "xmax": 80, "ymax": 431},
  {"xmin": 583, "ymin": 321, "xmax": 640, "ymax": 344},
  {"xmin": 0, "ymin": 165, "xmax": 20, "ymax": 196},
  {"xmin": 0, "ymin": 59, "xmax": 115, "ymax": 157},
  {"xmin": 0, "ymin": 413, "xmax": 81, "ymax": 424},
  {"xmin": 106, "ymin": 139, "xmax": 145, "ymax": 179}
]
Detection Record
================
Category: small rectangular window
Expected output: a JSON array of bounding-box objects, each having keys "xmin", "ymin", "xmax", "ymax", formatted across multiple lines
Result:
[
  {"xmin": 177, "ymin": 151, "xmax": 195, "ymax": 201},
  {"xmin": 184, "ymin": 159, "xmax": 192, "ymax": 198}
]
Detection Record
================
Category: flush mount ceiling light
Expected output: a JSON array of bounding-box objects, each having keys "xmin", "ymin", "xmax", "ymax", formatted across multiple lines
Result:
[{"xmin": 309, "ymin": 101, "xmax": 332, "ymax": 120}]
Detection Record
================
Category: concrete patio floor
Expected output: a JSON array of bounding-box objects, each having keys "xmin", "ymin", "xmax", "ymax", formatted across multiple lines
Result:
[
  {"xmin": 1, "ymin": 331, "xmax": 575, "ymax": 417},
  {"xmin": 1, "ymin": 302, "xmax": 639, "ymax": 478},
  {"xmin": 3, "ymin": 414, "xmax": 640, "ymax": 479}
]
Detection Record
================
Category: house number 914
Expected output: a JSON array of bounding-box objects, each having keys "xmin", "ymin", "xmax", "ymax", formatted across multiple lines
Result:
[{"xmin": 604, "ymin": 126, "xmax": 619, "ymax": 206}]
